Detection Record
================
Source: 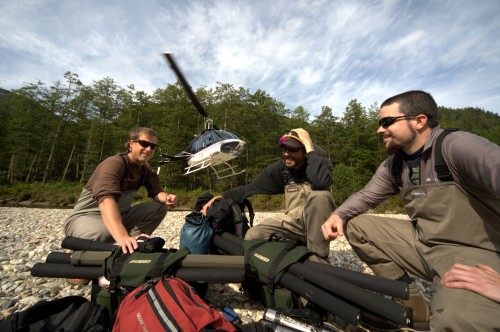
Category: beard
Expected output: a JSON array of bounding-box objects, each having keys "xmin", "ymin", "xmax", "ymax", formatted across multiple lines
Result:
[
  {"xmin": 383, "ymin": 124, "xmax": 417, "ymax": 155},
  {"xmin": 284, "ymin": 156, "xmax": 306, "ymax": 169}
]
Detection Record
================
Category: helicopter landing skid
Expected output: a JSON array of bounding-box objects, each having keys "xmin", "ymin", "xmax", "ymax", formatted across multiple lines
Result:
[
  {"xmin": 210, "ymin": 163, "xmax": 245, "ymax": 180},
  {"xmin": 183, "ymin": 160, "xmax": 243, "ymax": 179}
]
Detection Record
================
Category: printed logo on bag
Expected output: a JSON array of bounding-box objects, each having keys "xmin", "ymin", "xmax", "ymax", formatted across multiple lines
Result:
[
  {"xmin": 129, "ymin": 259, "xmax": 153, "ymax": 264},
  {"xmin": 254, "ymin": 253, "xmax": 270, "ymax": 263},
  {"xmin": 286, "ymin": 186, "xmax": 300, "ymax": 193},
  {"xmin": 410, "ymin": 188, "xmax": 428, "ymax": 199},
  {"xmin": 136, "ymin": 312, "xmax": 149, "ymax": 332}
]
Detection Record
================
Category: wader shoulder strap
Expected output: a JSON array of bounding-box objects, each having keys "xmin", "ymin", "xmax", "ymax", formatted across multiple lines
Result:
[
  {"xmin": 392, "ymin": 128, "xmax": 459, "ymax": 186},
  {"xmin": 282, "ymin": 170, "xmax": 289, "ymax": 185},
  {"xmin": 434, "ymin": 128, "xmax": 458, "ymax": 182},
  {"xmin": 392, "ymin": 155, "xmax": 404, "ymax": 187}
]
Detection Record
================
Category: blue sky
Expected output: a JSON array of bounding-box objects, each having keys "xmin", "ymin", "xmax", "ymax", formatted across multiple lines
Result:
[{"xmin": 1, "ymin": 0, "xmax": 499, "ymax": 117}]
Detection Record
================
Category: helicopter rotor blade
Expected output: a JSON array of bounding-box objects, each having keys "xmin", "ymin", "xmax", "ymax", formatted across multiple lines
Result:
[{"xmin": 163, "ymin": 53, "xmax": 209, "ymax": 119}]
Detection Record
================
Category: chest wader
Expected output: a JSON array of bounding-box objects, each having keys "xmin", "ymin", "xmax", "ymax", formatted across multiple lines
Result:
[
  {"xmin": 64, "ymin": 189, "xmax": 136, "ymax": 242},
  {"xmin": 401, "ymin": 182, "xmax": 500, "ymax": 330},
  {"xmin": 284, "ymin": 183, "xmax": 334, "ymax": 260},
  {"xmin": 116, "ymin": 191, "xmax": 135, "ymax": 213},
  {"xmin": 119, "ymin": 192, "xmax": 168, "ymax": 237},
  {"xmin": 401, "ymin": 182, "xmax": 500, "ymax": 276},
  {"xmin": 284, "ymin": 182, "xmax": 313, "ymax": 231}
]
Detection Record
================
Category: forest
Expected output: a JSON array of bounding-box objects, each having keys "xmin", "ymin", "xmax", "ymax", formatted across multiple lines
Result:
[{"xmin": 1, "ymin": 71, "xmax": 499, "ymax": 207}]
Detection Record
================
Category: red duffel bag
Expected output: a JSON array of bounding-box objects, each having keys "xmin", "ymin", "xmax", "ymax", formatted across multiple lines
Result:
[{"xmin": 112, "ymin": 277, "xmax": 237, "ymax": 332}]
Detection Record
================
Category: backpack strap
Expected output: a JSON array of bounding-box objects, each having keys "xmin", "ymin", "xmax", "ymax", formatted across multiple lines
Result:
[
  {"xmin": 243, "ymin": 240, "xmax": 269, "ymax": 291},
  {"xmin": 243, "ymin": 235, "xmax": 309, "ymax": 294},
  {"xmin": 434, "ymin": 128, "xmax": 458, "ymax": 181},
  {"xmin": 265, "ymin": 237, "xmax": 302, "ymax": 293},
  {"xmin": 145, "ymin": 279, "xmax": 182, "ymax": 331},
  {"xmin": 392, "ymin": 154, "xmax": 404, "ymax": 188},
  {"xmin": 241, "ymin": 198, "xmax": 255, "ymax": 226},
  {"xmin": 391, "ymin": 128, "xmax": 459, "ymax": 186}
]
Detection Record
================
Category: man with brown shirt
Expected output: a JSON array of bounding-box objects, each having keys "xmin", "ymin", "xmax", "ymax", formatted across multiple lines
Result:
[
  {"xmin": 64, "ymin": 127, "xmax": 178, "ymax": 254},
  {"xmin": 322, "ymin": 91, "xmax": 500, "ymax": 330}
]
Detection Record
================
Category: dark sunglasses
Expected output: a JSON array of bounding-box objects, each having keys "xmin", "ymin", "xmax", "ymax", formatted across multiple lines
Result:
[
  {"xmin": 282, "ymin": 146, "xmax": 302, "ymax": 153},
  {"xmin": 133, "ymin": 139, "xmax": 157, "ymax": 150},
  {"xmin": 378, "ymin": 115, "xmax": 419, "ymax": 128},
  {"xmin": 378, "ymin": 114, "xmax": 432, "ymax": 128}
]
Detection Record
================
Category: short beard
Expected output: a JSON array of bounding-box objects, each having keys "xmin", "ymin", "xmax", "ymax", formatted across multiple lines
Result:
[
  {"xmin": 384, "ymin": 124, "xmax": 417, "ymax": 155},
  {"xmin": 385, "ymin": 144, "xmax": 401, "ymax": 155}
]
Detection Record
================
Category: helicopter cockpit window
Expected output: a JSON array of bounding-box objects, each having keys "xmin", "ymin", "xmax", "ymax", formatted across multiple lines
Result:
[{"xmin": 189, "ymin": 130, "xmax": 240, "ymax": 154}]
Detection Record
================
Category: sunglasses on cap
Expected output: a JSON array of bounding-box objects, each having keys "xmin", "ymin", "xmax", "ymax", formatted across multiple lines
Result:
[
  {"xmin": 133, "ymin": 139, "xmax": 157, "ymax": 150},
  {"xmin": 378, "ymin": 114, "xmax": 432, "ymax": 128}
]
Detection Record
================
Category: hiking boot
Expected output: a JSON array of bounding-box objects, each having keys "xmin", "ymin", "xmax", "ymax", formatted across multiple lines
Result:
[{"xmin": 402, "ymin": 292, "xmax": 431, "ymax": 331}]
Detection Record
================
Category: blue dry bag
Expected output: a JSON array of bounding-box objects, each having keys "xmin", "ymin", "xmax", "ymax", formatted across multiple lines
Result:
[{"xmin": 180, "ymin": 211, "xmax": 214, "ymax": 254}]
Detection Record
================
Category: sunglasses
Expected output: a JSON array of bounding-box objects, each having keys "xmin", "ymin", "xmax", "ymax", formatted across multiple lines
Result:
[
  {"xmin": 378, "ymin": 114, "xmax": 432, "ymax": 128},
  {"xmin": 282, "ymin": 146, "xmax": 302, "ymax": 153},
  {"xmin": 378, "ymin": 114, "xmax": 418, "ymax": 128},
  {"xmin": 133, "ymin": 139, "xmax": 157, "ymax": 150}
]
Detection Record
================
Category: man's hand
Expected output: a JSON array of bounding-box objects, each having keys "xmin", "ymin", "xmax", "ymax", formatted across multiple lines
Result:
[
  {"xmin": 441, "ymin": 263, "xmax": 500, "ymax": 303},
  {"xmin": 156, "ymin": 192, "xmax": 178, "ymax": 208},
  {"xmin": 165, "ymin": 193, "xmax": 178, "ymax": 208},
  {"xmin": 291, "ymin": 128, "xmax": 314, "ymax": 153},
  {"xmin": 201, "ymin": 195, "xmax": 223, "ymax": 216},
  {"xmin": 321, "ymin": 214, "xmax": 345, "ymax": 241},
  {"xmin": 117, "ymin": 235, "xmax": 139, "ymax": 254}
]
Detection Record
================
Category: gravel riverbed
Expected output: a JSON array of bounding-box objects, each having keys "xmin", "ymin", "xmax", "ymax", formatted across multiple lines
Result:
[{"xmin": 0, "ymin": 207, "xmax": 432, "ymax": 330}]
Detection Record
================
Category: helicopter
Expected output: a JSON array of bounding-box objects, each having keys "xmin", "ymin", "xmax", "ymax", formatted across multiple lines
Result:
[{"xmin": 158, "ymin": 53, "xmax": 247, "ymax": 179}]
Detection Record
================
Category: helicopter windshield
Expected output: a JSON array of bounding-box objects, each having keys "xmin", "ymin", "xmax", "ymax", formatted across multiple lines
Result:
[{"xmin": 189, "ymin": 129, "xmax": 240, "ymax": 153}]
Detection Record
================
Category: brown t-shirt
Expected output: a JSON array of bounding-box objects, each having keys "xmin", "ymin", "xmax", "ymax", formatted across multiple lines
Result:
[
  {"xmin": 85, "ymin": 153, "xmax": 163, "ymax": 203},
  {"xmin": 69, "ymin": 153, "xmax": 164, "ymax": 217}
]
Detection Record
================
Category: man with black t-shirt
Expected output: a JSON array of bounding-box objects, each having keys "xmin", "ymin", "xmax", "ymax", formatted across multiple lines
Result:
[{"xmin": 222, "ymin": 128, "xmax": 336, "ymax": 263}]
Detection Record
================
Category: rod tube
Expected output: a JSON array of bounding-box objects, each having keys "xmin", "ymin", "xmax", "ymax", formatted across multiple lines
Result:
[
  {"xmin": 214, "ymin": 232, "xmax": 408, "ymax": 298},
  {"xmin": 31, "ymin": 263, "xmax": 102, "ymax": 279},
  {"xmin": 31, "ymin": 262, "xmax": 245, "ymax": 284},
  {"xmin": 71, "ymin": 251, "xmax": 112, "ymax": 266},
  {"xmin": 302, "ymin": 261, "xmax": 408, "ymax": 299},
  {"xmin": 61, "ymin": 236, "xmax": 116, "ymax": 251},
  {"xmin": 172, "ymin": 267, "xmax": 245, "ymax": 283},
  {"xmin": 279, "ymin": 272, "xmax": 360, "ymax": 327},
  {"xmin": 213, "ymin": 234, "xmax": 241, "ymax": 255},
  {"xmin": 179, "ymin": 254, "xmax": 244, "ymax": 268},
  {"xmin": 287, "ymin": 264, "xmax": 410, "ymax": 326},
  {"xmin": 47, "ymin": 250, "xmax": 244, "ymax": 269},
  {"xmin": 46, "ymin": 252, "xmax": 71, "ymax": 264}
]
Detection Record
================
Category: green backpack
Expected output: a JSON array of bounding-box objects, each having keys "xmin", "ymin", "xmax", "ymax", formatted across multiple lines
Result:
[
  {"xmin": 95, "ymin": 246, "xmax": 190, "ymax": 322},
  {"xmin": 243, "ymin": 236, "xmax": 311, "ymax": 310}
]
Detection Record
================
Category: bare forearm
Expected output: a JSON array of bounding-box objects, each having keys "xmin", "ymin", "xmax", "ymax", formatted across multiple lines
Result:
[{"xmin": 99, "ymin": 197, "xmax": 129, "ymax": 242}]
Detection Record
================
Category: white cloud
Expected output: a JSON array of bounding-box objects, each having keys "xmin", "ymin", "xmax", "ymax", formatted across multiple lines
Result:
[{"xmin": 1, "ymin": 0, "xmax": 499, "ymax": 116}]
